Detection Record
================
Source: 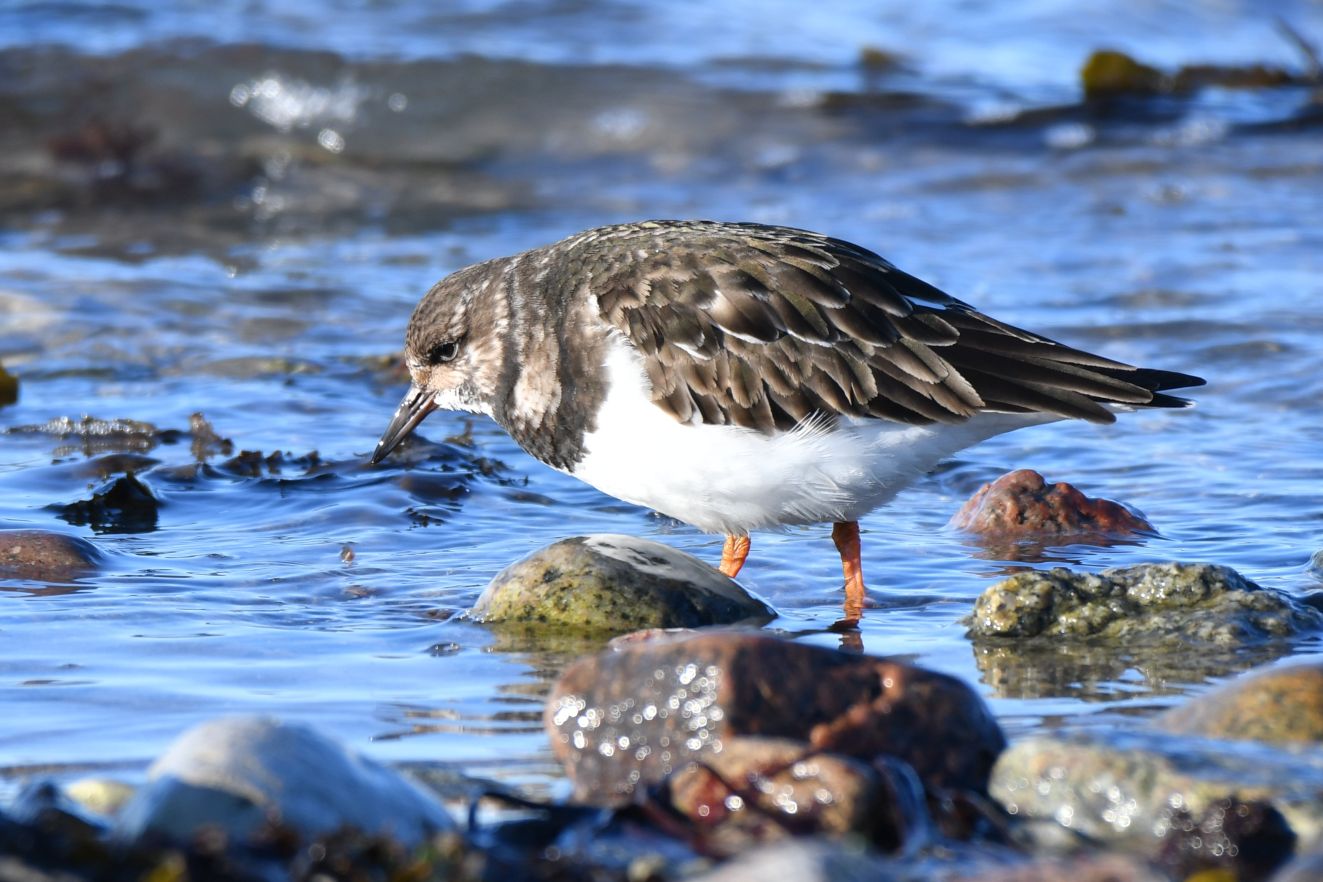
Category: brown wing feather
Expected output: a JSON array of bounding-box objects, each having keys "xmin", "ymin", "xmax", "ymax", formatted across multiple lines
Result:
[{"xmin": 576, "ymin": 220, "xmax": 1202, "ymax": 431}]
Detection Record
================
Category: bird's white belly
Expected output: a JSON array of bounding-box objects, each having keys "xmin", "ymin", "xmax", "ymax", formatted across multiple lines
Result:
[{"xmin": 569, "ymin": 343, "xmax": 1055, "ymax": 535}]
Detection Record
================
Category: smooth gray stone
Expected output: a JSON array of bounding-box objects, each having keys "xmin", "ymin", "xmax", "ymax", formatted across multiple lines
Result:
[{"xmin": 116, "ymin": 716, "xmax": 455, "ymax": 845}]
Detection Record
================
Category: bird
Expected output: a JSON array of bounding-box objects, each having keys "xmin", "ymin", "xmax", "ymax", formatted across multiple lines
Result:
[{"xmin": 371, "ymin": 220, "xmax": 1203, "ymax": 623}]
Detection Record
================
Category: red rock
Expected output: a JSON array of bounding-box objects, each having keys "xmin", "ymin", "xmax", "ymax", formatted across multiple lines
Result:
[
  {"xmin": 544, "ymin": 631, "xmax": 1004, "ymax": 806},
  {"xmin": 950, "ymin": 469, "xmax": 1152, "ymax": 537}
]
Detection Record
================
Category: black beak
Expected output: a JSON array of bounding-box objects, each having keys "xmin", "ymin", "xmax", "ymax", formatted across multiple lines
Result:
[{"xmin": 371, "ymin": 385, "xmax": 438, "ymax": 464}]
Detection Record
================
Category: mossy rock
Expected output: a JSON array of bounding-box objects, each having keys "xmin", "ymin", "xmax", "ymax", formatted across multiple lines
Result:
[
  {"xmin": 473, "ymin": 534, "xmax": 772, "ymax": 634},
  {"xmin": 966, "ymin": 562, "xmax": 1321, "ymax": 646}
]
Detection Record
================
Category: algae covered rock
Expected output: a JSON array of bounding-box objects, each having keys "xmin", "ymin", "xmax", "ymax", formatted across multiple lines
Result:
[
  {"xmin": 1157, "ymin": 661, "xmax": 1323, "ymax": 745},
  {"xmin": 473, "ymin": 534, "xmax": 772, "ymax": 633},
  {"xmin": 966, "ymin": 562, "xmax": 1320, "ymax": 645}
]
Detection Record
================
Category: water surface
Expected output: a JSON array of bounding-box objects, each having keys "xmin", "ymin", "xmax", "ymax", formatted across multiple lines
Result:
[{"xmin": 2, "ymin": 0, "xmax": 1322, "ymax": 798}]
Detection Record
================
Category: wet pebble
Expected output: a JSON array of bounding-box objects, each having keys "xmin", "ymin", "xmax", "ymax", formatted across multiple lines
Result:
[
  {"xmin": 1157, "ymin": 661, "xmax": 1323, "ymax": 745},
  {"xmin": 473, "ymin": 534, "xmax": 772, "ymax": 633},
  {"xmin": 966, "ymin": 562, "xmax": 1321, "ymax": 644},
  {"xmin": 544, "ymin": 631, "xmax": 1005, "ymax": 807},
  {"xmin": 0, "ymin": 529, "xmax": 100, "ymax": 582},
  {"xmin": 990, "ymin": 729, "xmax": 1320, "ymax": 870},
  {"xmin": 115, "ymin": 716, "xmax": 456, "ymax": 846}
]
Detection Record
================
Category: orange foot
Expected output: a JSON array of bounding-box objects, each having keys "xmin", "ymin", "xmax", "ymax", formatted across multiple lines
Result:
[
  {"xmin": 832, "ymin": 520, "xmax": 866, "ymax": 624},
  {"xmin": 719, "ymin": 534, "xmax": 751, "ymax": 578}
]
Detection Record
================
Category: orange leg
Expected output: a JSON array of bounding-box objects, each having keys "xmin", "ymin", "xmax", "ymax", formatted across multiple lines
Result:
[
  {"xmin": 832, "ymin": 521, "xmax": 866, "ymax": 622},
  {"xmin": 719, "ymin": 534, "xmax": 751, "ymax": 578}
]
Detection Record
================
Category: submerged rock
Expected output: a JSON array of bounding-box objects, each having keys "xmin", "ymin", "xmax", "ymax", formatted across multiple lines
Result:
[
  {"xmin": 1157, "ymin": 661, "xmax": 1323, "ymax": 745},
  {"xmin": 474, "ymin": 534, "xmax": 772, "ymax": 633},
  {"xmin": 545, "ymin": 631, "xmax": 1005, "ymax": 808},
  {"xmin": 115, "ymin": 716, "xmax": 455, "ymax": 846},
  {"xmin": 966, "ymin": 562, "xmax": 1321, "ymax": 645},
  {"xmin": 990, "ymin": 729, "xmax": 1317, "ymax": 870},
  {"xmin": 950, "ymin": 470, "xmax": 1152, "ymax": 560},
  {"xmin": 0, "ymin": 529, "xmax": 100, "ymax": 582}
]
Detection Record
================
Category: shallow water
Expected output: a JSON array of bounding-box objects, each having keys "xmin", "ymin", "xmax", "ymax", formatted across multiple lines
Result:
[{"xmin": 2, "ymin": 0, "xmax": 1322, "ymax": 800}]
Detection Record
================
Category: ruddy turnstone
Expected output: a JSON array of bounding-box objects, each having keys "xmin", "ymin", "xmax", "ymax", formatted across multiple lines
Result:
[{"xmin": 372, "ymin": 220, "xmax": 1203, "ymax": 621}]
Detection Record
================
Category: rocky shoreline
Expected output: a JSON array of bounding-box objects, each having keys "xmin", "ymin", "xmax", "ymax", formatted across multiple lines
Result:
[{"xmin": 4, "ymin": 472, "xmax": 1323, "ymax": 881}]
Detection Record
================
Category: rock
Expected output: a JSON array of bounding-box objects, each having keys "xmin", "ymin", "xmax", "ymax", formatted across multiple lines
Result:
[
  {"xmin": 689, "ymin": 838, "xmax": 1167, "ymax": 882},
  {"xmin": 545, "ymin": 631, "xmax": 1005, "ymax": 806},
  {"xmin": 925, "ymin": 853, "xmax": 1168, "ymax": 882},
  {"xmin": 950, "ymin": 470, "xmax": 1152, "ymax": 560},
  {"xmin": 685, "ymin": 838, "xmax": 893, "ymax": 882},
  {"xmin": 1081, "ymin": 50, "xmax": 1166, "ymax": 99},
  {"xmin": 951, "ymin": 469, "xmax": 1151, "ymax": 537},
  {"xmin": 1154, "ymin": 797, "xmax": 1295, "ymax": 881},
  {"xmin": 1157, "ymin": 661, "xmax": 1323, "ymax": 745},
  {"xmin": 59, "ymin": 473, "xmax": 161, "ymax": 533},
  {"xmin": 0, "ymin": 530, "xmax": 100, "ymax": 582},
  {"xmin": 115, "ymin": 716, "xmax": 455, "ymax": 846},
  {"xmin": 0, "ymin": 361, "xmax": 16, "ymax": 406},
  {"xmin": 64, "ymin": 777, "xmax": 136, "ymax": 817},
  {"xmin": 990, "ymin": 730, "xmax": 1319, "ymax": 866},
  {"xmin": 663, "ymin": 736, "xmax": 924, "ymax": 852},
  {"xmin": 966, "ymin": 562, "xmax": 1321, "ymax": 644},
  {"xmin": 474, "ymin": 535, "xmax": 773, "ymax": 633}
]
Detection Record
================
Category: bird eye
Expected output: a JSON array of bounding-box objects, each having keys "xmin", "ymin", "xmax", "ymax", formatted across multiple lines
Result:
[{"xmin": 428, "ymin": 340, "xmax": 460, "ymax": 364}]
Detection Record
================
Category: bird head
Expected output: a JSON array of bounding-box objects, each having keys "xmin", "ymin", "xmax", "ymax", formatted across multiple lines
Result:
[{"xmin": 371, "ymin": 259, "xmax": 511, "ymax": 463}]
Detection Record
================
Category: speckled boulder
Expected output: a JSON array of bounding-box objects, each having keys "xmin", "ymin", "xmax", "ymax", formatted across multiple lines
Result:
[
  {"xmin": 966, "ymin": 562, "xmax": 1321, "ymax": 645},
  {"xmin": 473, "ymin": 534, "xmax": 772, "ymax": 633},
  {"xmin": 0, "ymin": 530, "xmax": 100, "ymax": 582},
  {"xmin": 1157, "ymin": 661, "xmax": 1323, "ymax": 745},
  {"xmin": 991, "ymin": 730, "xmax": 1318, "ymax": 864},
  {"xmin": 545, "ymin": 631, "xmax": 1005, "ymax": 806},
  {"xmin": 115, "ymin": 716, "xmax": 455, "ymax": 846},
  {"xmin": 950, "ymin": 469, "xmax": 1152, "ymax": 538}
]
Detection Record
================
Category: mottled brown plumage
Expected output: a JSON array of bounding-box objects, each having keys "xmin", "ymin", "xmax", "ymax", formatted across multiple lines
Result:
[{"xmin": 546, "ymin": 220, "xmax": 1199, "ymax": 434}]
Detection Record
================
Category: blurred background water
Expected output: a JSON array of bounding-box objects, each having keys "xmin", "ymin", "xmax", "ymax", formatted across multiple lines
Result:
[{"xmin": 1, "ymin": 0, "xmax": 1322, "ymax": 796}]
